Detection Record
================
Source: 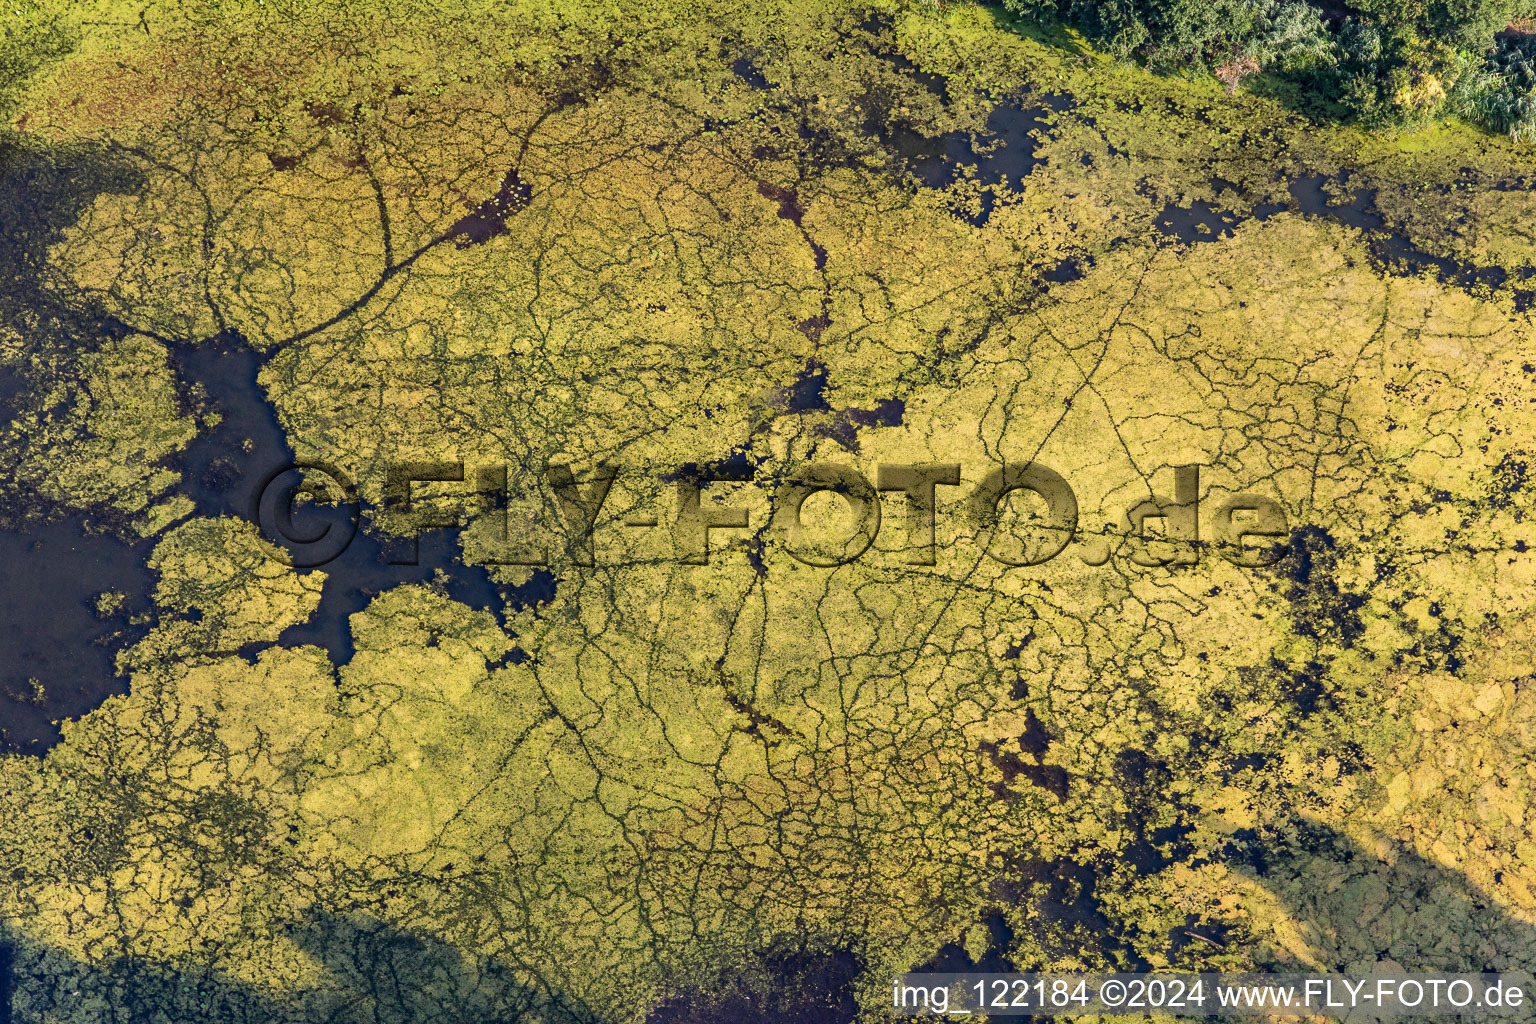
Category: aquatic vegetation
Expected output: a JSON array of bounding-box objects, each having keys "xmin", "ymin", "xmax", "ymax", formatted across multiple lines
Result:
[{"xmin": 0, "ymin": 1, "xmax": 1534, "ymax": 1021}]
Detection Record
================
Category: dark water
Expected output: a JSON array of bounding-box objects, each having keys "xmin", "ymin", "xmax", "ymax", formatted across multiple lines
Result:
[
  {"xmin": 272, "ymin": 526, "xmax": 540, "ymax": 667},
  {"xmin": 0, "ymin": 813, "xmax": 1525, "ymax": 1024},
  {"xmin": 2, "ymin": 105, "xmax": 1527, "ymax": 747},
  {"xmin": 449, "ymin": 169, "xmax": 532, "ymax": 248},
  {"xmin": 4, "ymin": 909, "xmax": 577, "ymax": 1024},
  {"xmin": 733, "ymin": 34, "xmax": 1063, "ymax": 229},
  {"xmin": 731, "ymin": 57, "xmax": 771, "ymax": 91},
  {"xmin": 1155, "ymin": 199, "xmax": 1242, "ymax": 242},
  {"xmin": 901, "ymin": 97, "xmax": 1064, "ymax": 191},
  {"xmin": 1152, "ymin": 171, "xmax": 1535, "ymax": 306},
  {"xmin": 646, "ymin": 948, "xmax": 862, "ymax": 1024},
  {"xmin": 174, "ymin": 333, "xmax": 296, "ymax": 520},
  {"xmin": 0, "ymin": 136, "xmax": 557, "ymax": 754},
  {"xmin": 785, "ymin": 361, "xmax": 832, "ymax": 413},
  {"xmin": 0, "ymin": 327, "xmax": 532, "ymax": 749},
  {"xmin": 893, "ymin": 96, "xmax": 1067, "ymax": 227},
  {"xmin": 172, "ymin": 334, "xmax": 524, "ymax": 666},
  {"xmin": 1042, "ymin": 257, "xmax": 1084, "ymax": 284},
  {"xmin": 0, "ymin": 142, "xmax": 150, "ymax": 752},
  {"xmin": 1285, "ymin": 172, "xmax": 1533, "ymax": 301},
  {"xmin": 1, "ymin": 129, "xmax": 1533, "ymax": 1024},
  {"xmin": 0, "ymin": 523, "xmax": 151, "ymax": 752},
  {"xmin": 0, "ymin": 331, "xmax": 293, "ymax": 752},
  {"xmin": 764, "ymin": 359, "xmax": 905, "ymax": 451}
]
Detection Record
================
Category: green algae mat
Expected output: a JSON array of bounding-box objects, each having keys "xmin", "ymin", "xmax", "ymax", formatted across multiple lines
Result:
[{"xmin": 2, "ymin": 1, "xmax": 1536, "ymax": 1020}]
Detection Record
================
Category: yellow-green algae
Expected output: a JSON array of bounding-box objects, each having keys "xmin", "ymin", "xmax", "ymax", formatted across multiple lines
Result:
[{"xmin": 2, "ymin": 0, "xmax": 1536, "ymax": 1021}]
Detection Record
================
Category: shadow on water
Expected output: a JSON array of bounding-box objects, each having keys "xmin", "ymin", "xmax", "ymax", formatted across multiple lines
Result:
[
  {"xmin": 646, "ymin": 949, "xmax": 862, "ymax": 1024},
  {"xmin": 1229, "ymin": 819, "xmax": 1536, "ymax": 974},
  {"xmin": 1, "ymin": 909, "xmax": 591, "ymax": 1024},
  {"xmin": 0, "ymin": 138, "xmax": 150, "ymax": 754},
  {"xmin": 0, "ymin": 136, "xmax": 141, "ymax": 354},
  {"xmin": 173, "ymin": 332, "xmax": 527, "ymax": 667},
  {"xmin": 0, "ymin": 365, "xmax": 22, "ymax": 426},
  {"xmin": 0, "ymin": 138, "xmax": 141, "ymax": 493},
  {"xmin": 2, "ymin": 820, "xmax": 1531, "ymax": 1023},
  {"xmin": 3, "ymin": 70, "xmax": 1532, "ymax": 1024},
  {"xmin": 0, "ymin": 931, "xmax": 10, "ymax": 1024},
  {"xmin": 901, "ymin": 820, "xmax": 1536, "ymax": 1015}
]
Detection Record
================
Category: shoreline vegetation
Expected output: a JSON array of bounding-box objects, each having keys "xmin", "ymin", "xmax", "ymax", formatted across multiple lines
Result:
[
  {"xmin": 11, "ymin": 0, "xmax": 1536, "ymax": 144},
  {"xmin": 979, "ymin": 0, "xmax": 1536, "ymax": 138}
]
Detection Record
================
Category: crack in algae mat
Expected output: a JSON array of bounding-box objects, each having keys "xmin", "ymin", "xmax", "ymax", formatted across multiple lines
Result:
[{"xmin": 2, "ymin": 2, "xmax": 1536, "ymax": 1021}]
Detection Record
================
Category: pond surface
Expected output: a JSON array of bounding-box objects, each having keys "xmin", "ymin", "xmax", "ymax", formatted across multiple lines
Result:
[
  {"xmin": 0, "ymin": 331, "xmax": 523, "ymax": 751},
  {"xmin": 1, "ymin": 90, "xmax": 1529, "ymax": 758},
  {"xmin": 0, "ymin": 522, "xmax": 151, "ymax": 752}
]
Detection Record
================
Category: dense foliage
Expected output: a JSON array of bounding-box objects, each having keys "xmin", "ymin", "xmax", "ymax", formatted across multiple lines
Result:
[
  {"xmin": 0, "ymin": 1, "xmax": 71, "ymax": 118},
  {"xmin": 999, "ymin": 0, "xmax": 1536, "ymax": 135},
  {"xmin": 1461, "ymin": 33, "xmax": 1536, "ymax": 138}
]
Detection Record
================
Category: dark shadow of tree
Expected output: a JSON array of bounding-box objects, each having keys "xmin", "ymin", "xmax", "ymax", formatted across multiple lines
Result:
[
  {"xmin": 1226, "ymin": 817, "xmax": 1536, "ymax": 975},
  {"xmin": 624, "ymin": 822, "xmax": 1536, "ymax": 1022},
  {"xmin": 0, "ymin": 133, "xmax": 143, "ymax": 527},
  {"xmin": 0, "ymin": 136, "xmax": 156, "ymax": 755},
  {"xmin": 0, "ymin": 909, "xmax": 593, "ymax": 1024},
  {"xmin": 644, "ymin": 947, "xmax": 862, "ymax": 1024},
  {"xmin": 5, "ymin": 823, "xmax": 1532, "ymax": 1023}
]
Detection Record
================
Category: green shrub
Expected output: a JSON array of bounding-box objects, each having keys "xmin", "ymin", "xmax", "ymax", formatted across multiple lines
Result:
[
  {"xmin": 1349, "ymin": 0, "xmax": 1522, "ymax": 51},
  {"xmin": 1247, "ymin": 0, "xmax": 1336, "ymax": 74},
  {"xmin": 999, "ymin": 0, "xmax": 1273, "ymax": 64},
  {"xmin": 995, "ymin": 0, "xmax": 1536, "ymax": 132},
  {"xmin": 1459, "ymin": 34, "xmax": 1536, "ymax": 139}
]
